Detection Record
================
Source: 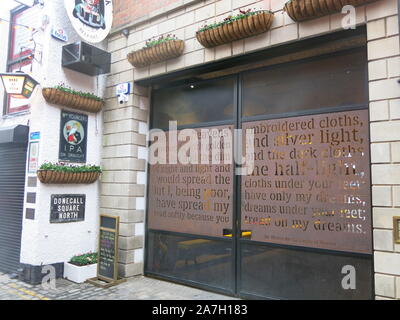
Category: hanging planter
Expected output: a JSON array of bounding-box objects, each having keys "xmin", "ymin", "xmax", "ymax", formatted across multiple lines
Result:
[
  {"xmin": 196, "ymin": 9, "xmax": 274, "ymax": 48},
  {"xmin": 284, "ymin": 0, "xmax": 378, "ymax": 22},
  {"xmin": 42, "ymin": 84, "xmax": 104, "ymax": 113},
  {"xmin": 127, "ymin": 35, "xmax": 184, "ymax": 68},
  {"xmin": 37, "ymin": 163, "xmax": 101, "ymax": 184}
]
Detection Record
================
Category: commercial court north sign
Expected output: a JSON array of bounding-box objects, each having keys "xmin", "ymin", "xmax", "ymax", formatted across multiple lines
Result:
[{"xmin": 65, "ymin": 0, "xmax": 113, "ymax": 43}]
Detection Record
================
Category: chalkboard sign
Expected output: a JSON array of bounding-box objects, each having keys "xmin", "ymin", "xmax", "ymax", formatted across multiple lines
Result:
[{"xmin": 97, "ymin": 214, "xmax": 120, "ymax": 282}]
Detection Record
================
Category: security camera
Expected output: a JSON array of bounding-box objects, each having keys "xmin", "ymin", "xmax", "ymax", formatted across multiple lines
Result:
[
  {"xmin": 118, "ymin": 94, "xmax": 128, "ymax": 104},
  {"xmin": 116, "ymin": 82, "xmax": 131, "ymax": 105}
]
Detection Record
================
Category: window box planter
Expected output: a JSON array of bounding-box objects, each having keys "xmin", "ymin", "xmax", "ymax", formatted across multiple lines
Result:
[
  {"xmin": 37, "ymin": 170, "xmax": 101, "ymax": 184},
  {"xmin": 37, "ymin": 163, "xmax": 102, "ymax": 184},
  {"xmin": 64, "ymin": 262, "xmax": 97, "ymax": 284},
  {"xmin": 127, "ymin": 39, "xmax": 184, "ymax": 68},
  {"xmin": 284, "ymin": 0, "xmax": 378, "ymax": 22},
  {"xmin": 42, "ymin": 87, "xmax": 104, "ymax": 113},
  {"xmin": 196, "ymin": 10, "xmax": 274, "ymax": 48}
]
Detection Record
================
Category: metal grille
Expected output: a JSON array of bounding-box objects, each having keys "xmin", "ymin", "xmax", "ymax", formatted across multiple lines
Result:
[{"xmin": 0, "ymin": 144, "xmax": 27, "ymax": 273}]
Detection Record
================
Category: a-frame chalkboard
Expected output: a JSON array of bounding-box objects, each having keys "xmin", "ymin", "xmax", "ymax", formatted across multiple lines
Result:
[{"xmin": 87, "ymin": 214, "xmax": 126, "ymax": 288}]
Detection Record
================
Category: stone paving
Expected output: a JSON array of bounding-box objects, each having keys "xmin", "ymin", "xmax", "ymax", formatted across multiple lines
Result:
[{"xmin": 0, "ymin": 272, "xmax": 235, "ymax": 300}]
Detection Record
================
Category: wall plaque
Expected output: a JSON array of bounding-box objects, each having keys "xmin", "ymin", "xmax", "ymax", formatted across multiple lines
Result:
[
  {"xmin": 59, "ymin": 110, "xmax": 88, "ymax": 163},
  {"xmin": 148, "ymin": 125, "xmax": 234, "ymax": 238},
  {"xmin": 50, "ymin": 194, "xmax": 85, "ymax": 223},
  {"xmin": 28, "ymin": 141, "xmax": 39, "ymax": 174},
  {"xmin": 241, "ymin": 109, "xmax": 372, "ymax": 254}
]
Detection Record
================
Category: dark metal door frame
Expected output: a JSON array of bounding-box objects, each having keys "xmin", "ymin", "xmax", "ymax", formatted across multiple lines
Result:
[{"xmin": 144, "ymin": 43, "xmax": 374, "ymax": 300}]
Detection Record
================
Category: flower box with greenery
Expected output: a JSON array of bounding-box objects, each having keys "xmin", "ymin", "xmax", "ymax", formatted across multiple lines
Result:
[
  {"xmin": 42, "ymin": 83, "xmax": 104, "ymax": 113},
  {"xmin": 196, "ymin": 9, "xmax": 274, "ymax": 48},
  {"xmin": 64, "ymin": 252, "xmax": 98, "ymax": 283},
  {"xmin": 127, "ymin": 34, "xmax": 184, "ymax": 67},
  {"xmin": 37, "ymin": 163, "xmax": 102, "ymax": 184},
  {"xmin": 284, "ymin": 0, "xmax": 379, "ymax": 22}
]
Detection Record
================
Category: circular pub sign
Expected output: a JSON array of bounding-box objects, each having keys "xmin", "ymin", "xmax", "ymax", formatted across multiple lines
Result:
[{"xmin": 64, "ymin": 0, "xmax": 113, "ymax": 43}]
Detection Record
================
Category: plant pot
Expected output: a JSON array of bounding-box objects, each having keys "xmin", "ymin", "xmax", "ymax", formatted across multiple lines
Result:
[
  {"xmin": 196, "ymin": 11, "xmax": 274, "ymax": 48},
  {"xmin": 37, "ymin": 170, "xmax": 101, "ymax": 184},
  {"xmin": 127, "ymin": 40, "xmax": 185, "ymax": 68},
  {"xmin": 284, "ymin": 0, "xmax": 379, "ymax": 22},
  {"xmin": 42, "ymin": 88, "xmax": 104, "ymax": 113},
  {"xmin": 64, "ymin": 262, "xmax": 97, "ymax": 284}
]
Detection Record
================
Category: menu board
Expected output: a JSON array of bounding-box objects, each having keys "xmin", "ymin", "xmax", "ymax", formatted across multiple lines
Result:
[
  {"xmin": 148, "ymin": 125, "xmax": 234, "ymax": 238},
  {"xmin": 98, "ymin": 215, "xmax": 119, "ymax": 282},
  {"xmin": 241, "ymin": 109, "xmax": 372, "ymax": 254}
]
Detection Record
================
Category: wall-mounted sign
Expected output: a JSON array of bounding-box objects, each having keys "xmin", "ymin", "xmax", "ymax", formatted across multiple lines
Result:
[
  {"xmin": 59, "ymin": 110, "xmax": 88, "ymax": 163},
  {"xmin": 28, "ymin": 141, "xmax": 39, "ymax": 174},
  {"xmin": 30, "ymin": 131, "xmax": 40, "ymax": 140},
  {"xmin": 51, "ymin": 27, "xmax": 69, "ymax": 42},
  {"xmin": 116, "ymin": 82, "xmax": 130, "ymax": 96},
  {"xmin": 241, "ymin": 109, "xmax": 372, "ymax": 254},
  {"xmin": 64, "ymin": 0, "xmax": 113, "ymax": 44},
  {"xmin": 148, "ymin": 125, "xmax": 234, "ymax": 238},
  {"xmin": 50, "ymin": 194, "xmax": 86, "ymax": 223}
]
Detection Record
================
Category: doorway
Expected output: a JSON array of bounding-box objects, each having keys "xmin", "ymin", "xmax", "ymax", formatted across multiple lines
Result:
[{"xmin": 145, "ymin": 47, "xmax": 373, "ymax": 299}]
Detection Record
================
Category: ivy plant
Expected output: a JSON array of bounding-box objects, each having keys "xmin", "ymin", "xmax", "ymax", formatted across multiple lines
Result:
[
  {"xmin": 39, "ymin": 162, "xmax": 102, "ymax": 173},
  {"xmin": 198, "ymin": 8, "xmax": 271, "ymax": 33},
  {"xmin": 144, "ymin": 34, "xmax": 178, "ymax": 48},
  {"xmin": 54, "ymin": 83, "xmax": 104, "ymax": 102},
  {"xmin": 69, "ymin": 252, "xmax": 98, "ymax": 266}
]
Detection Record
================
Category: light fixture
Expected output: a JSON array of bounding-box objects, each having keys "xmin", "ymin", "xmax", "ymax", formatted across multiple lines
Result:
[
  {"xmin": 0, "ymin": 71, "xmax": 39, "ymax": 99},
  {"xmin": 122, "ymin": 28, "xmax": 129, "ymax": 38}
]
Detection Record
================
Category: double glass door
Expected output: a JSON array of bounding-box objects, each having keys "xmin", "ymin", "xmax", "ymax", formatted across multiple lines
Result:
[{"xmin": 145, "ymin": 47, "xmax": 373, "ymax": 299}]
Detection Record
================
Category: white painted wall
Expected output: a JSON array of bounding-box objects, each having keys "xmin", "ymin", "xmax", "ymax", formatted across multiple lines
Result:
[{"xmin": 0, "ymin": 0, "xmax": 106, "ymax": 267}]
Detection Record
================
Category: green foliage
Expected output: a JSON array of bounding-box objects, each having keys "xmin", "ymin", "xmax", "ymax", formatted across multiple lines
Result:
[
  {"xmin": 144, "ymin": 34, "xmax": 178, "ymax": 48},
  {"xmin": 39, "ymin": 162, "xmax": 102, "ymax": 173},
  {"xmin": 198, "ymin": 9, "xmax": 271, "ymax": 33},
  {"xmin": 69, "ymin": 252, "xmax": 98, "ymax": 266},
  {"xmin": 54, "ymin": 83, "xmax": 104, "ymax": 102}
]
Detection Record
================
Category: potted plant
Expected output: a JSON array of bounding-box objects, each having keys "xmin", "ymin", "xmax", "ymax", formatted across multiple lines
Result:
[
  {"xmin": 64, "ymin": 252, "xmax": 98, "ymax": 283},
  {"xmin": 42, "ymin": 83, "xmax": 104, "ymax": 113},
  {"xmin": 284, "ymin": 0, "xmax": 379, "ymax": 22},
  {"xmin": 37, "ymin": 162, "xmax": 102, "ymax": 184},
  {"xmin": 127, "ymin": 34, "xmax": 184, "ymax": 68},
  {"xmin": 196, "ymin": 8, "xmax": 274, "ymax": 48}
]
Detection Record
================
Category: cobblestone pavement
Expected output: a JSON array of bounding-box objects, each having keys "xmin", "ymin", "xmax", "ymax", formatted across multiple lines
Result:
[{"xmin": 0, "ymin": 273, "xmax": 235, "ymax": 300}]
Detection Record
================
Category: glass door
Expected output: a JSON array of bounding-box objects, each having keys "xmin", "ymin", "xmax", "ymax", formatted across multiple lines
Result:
[
  {"xmin": 146, "ymin": 47, "xmax": 374, "ymax": 299},
  {"xmin": 145, "ymin": 76, "xmax": 237, "ymax": 294},
  {"xmin": 238, "ymin": 48, "xmax": 373, "ymax": 299}
]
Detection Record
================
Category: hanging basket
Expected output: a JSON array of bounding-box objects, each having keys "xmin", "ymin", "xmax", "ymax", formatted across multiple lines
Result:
[
  {"xmin": 127, "ymin": 40, "xmax": 185, "ymax": 68},
  {"xmin": 196, "ymin": 11, "xmax": 274, "ymax": 48},
  {"xmin": 37, "ymin": 170, "xmax": 101, "ymax": 184},
  {"xmin": 284, "ymin": 0, "xmax": 378, "ymax": 22},
  {"xmin": 42, "ymin": 88, "xmax": 104, "ymax": 113}
]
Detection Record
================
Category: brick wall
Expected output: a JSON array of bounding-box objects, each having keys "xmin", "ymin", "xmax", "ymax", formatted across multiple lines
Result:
[
  {"xmin": 113, "ymin": 0, "xmax": 181, "ymax": 30},
  {"xmin": 104, "ymin": 0, "xmax": 400, "ymax": 298},
  {"xmin": 366, "ymin": 1, "xmax": 400, "ymax": 300}
]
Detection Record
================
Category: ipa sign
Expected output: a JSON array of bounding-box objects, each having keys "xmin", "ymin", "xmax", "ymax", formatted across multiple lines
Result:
[
  {"xmin": 59, "ymin": 110, "xmax": 88, "ymax": 163},
  {"xmin": 50, "ymin": 194, "xmax": 85, "ymax": 223}
]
